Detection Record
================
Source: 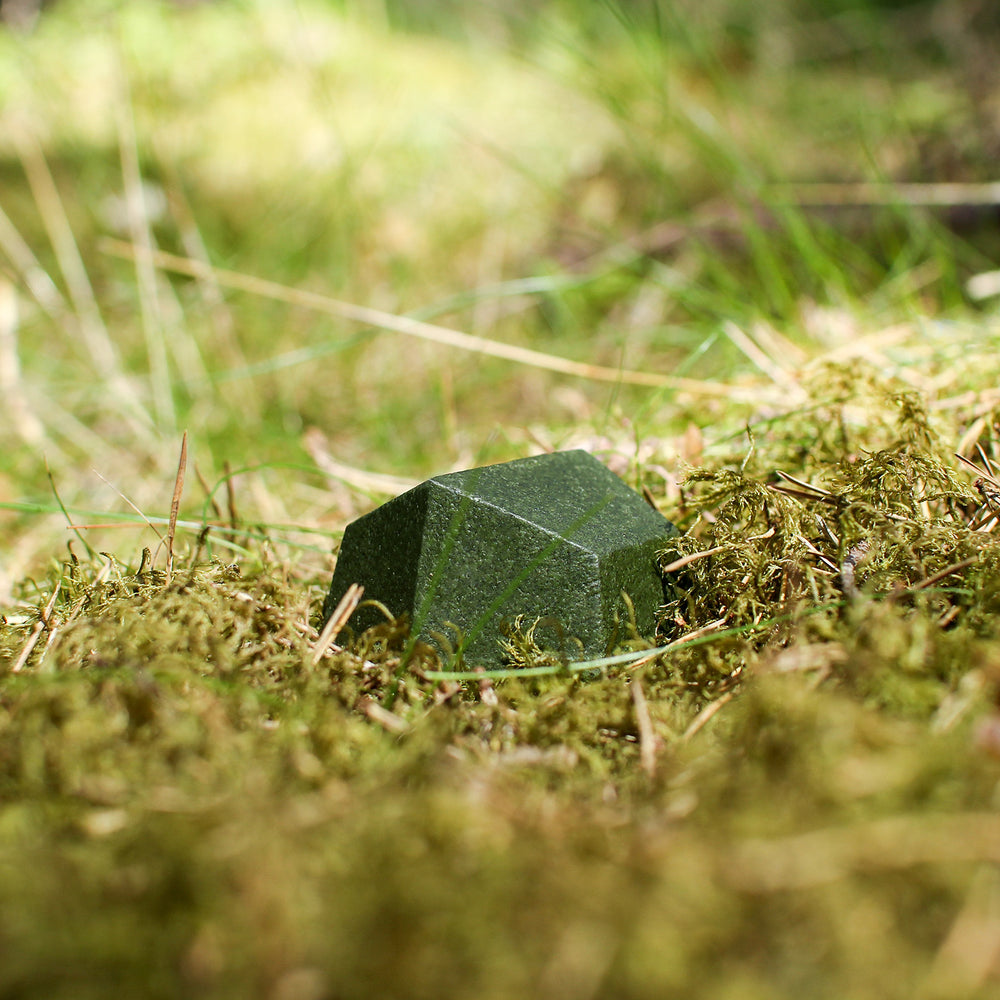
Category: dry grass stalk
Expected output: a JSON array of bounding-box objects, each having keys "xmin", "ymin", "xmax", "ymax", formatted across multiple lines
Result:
[
  {"xmin": 956, "ymin": 451, "xmax": 1000, "ymax": 531},
  {"xmin": 153, "ymin": 150, "xmax": 243, "ymax": 365},
  {"xmin": 722, "ymin": 320, "xmax": 806, "ymax": 400},
  {"xmin": 775, "ymin": 180, "xmax": 1000, "ymax": 207},
  {"xmin": 682, "ymin": 690, "xmax": 735, "ymax": 741},
  {"xmin": 621, "ymin": 618, "xmax": 731, "ymax": 674},
  {"xmin": 911, "ymin": 556, "xmax": 980, "ymax": 592},
  {"xmin": 774, "ymin": 470, "xmax": 834, "ymax": 497},
  {"xmin": 311, "ymin": 583, "xmax": 364, "ymax": 666},
  {"xmin": 924, "ymin": 866, "xmax": 1000, "ymax": 997},
  {"xmin": 166, "ymin": 432, "xmax": 188, "ymax": 579},
  {"xmin": 100, "ymin": 239, "xmax": 771, "ymax": 401},
  {"xmin": 11, "ymin": 580, "xmax": 61, "ymax": 673},
  {"xmin": 0, "ymin": 277, "xmax": 45, "ymax": 447},
  {"xmin": 630, "ymin": 677, "xmax": 658, "ymax": 778},
  {"xmin": 114, "ymin": 65, "xmax": 176, "ymax": 430},
  {"xmin": 661, "ymin": 546, "xmax": 727, "ymax": 574},
  {"xmin": 0, "ymin": 202, "xmax": 65, "ymax": 318},
  {"xmin": 360, "ymin": 697, "xmax": 410, "ymax": 735},
  {"xmin": 93, "ymin": 471, "xmax": 164, "ymax": 543},
  {"xmin": 303, "ymin": 428, "xmax": 419, "ymax": 496}
]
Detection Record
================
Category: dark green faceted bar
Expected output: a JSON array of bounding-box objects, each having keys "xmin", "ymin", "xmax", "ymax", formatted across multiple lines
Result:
[{"xmin": 323, "ymin": 450, "xmax": 677, "ymax": 667}]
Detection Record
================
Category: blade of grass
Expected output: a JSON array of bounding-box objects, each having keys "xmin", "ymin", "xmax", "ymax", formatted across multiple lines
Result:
[
  {"xmin": 420, "ymin": 614, "xmax": 760, "ymax": 681},
  {"xmin": 93, "ymin": 470, "xmax": 165, "ymax": 546}
]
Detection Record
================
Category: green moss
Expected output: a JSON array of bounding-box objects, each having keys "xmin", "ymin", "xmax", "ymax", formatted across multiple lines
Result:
[{"xmin": 5, "ymin": 359, "xmax": 1000, "ymax": 997}]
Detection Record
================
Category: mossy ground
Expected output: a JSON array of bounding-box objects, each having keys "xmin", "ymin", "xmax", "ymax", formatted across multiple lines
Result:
[{"xmin": 4, "ymin": 1, "xmax": 1000, "ymax": 998}]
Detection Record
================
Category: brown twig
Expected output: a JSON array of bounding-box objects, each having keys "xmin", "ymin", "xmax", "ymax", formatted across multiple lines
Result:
[{"xmin": 223, "ymin": 460, "xmax": 240, "ymax": 533}]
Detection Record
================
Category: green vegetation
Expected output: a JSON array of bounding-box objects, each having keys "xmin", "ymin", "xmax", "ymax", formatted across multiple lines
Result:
[{"xmin": 3, "ymin": 0, "xmax": 1000, "ymax": 996}]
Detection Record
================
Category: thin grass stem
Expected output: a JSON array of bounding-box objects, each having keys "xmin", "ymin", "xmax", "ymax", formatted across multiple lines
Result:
[{"xmin": 99, "ymin": 239, "xmax": 770, "ymax": 401}]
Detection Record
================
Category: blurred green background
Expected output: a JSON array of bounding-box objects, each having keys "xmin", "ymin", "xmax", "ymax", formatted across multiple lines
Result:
[{"xmin": 1, "ymin": 0, "xmax": 999, "ymax": 567}]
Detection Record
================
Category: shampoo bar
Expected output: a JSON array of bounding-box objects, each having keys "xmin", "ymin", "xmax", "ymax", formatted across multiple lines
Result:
[{"xmin": 324, "ymin": 450, "xmax": 677, "ymax": 667}]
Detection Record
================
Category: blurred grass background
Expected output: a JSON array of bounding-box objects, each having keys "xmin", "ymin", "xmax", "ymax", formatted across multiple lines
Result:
[{"xmin": 3, "ymin": 0, "xmax": 1000, "ymax": 585}]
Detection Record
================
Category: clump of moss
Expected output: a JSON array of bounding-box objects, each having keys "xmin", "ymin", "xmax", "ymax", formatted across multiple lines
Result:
[
  {"xmin": 659, "ymin": 368, "xmax": 1000, "ymax": 716},
  {"xmin": 3, "ymin": 366, "xmax": 1000, "ymax": 999}
]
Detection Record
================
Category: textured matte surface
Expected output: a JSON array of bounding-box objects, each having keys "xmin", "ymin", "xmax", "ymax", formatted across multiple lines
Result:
[{"xmin": 324, "ymin": 450, "xmax": 677, "ymax": 667}]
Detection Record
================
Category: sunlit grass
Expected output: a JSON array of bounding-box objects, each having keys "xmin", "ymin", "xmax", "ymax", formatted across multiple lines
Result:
[{"xmin": 4, "ymin": 1, "xmax": 1000, "ymax": 997}]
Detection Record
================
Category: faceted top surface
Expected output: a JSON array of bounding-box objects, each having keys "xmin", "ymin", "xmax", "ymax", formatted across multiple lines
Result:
[{"xmin": 428, "ymin": 449, "xmax": 671, "ymax": 551}]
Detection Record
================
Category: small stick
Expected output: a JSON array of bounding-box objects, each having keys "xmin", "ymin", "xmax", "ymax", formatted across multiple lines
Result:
[
  {"xmin": 839, "ymin": 538, "xmax": 872, "ymax": 599},
  {"xmin": 311, "ymin": 583, "xmax": 364, "ymax": 666},
  {"xmin": 189, "ymin": 525, "xmax": 210, "ymax": 569},
  {"xmin": 797, "ymin": 533, "xmax": 839, "ymax": 571},
  {"xmin": 473, "ymin": 666, "xmax": 499, "ymax": 706},
  {"xmin": 975, "ymin": 443, "xmax": 998, "ymax": 480}
]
